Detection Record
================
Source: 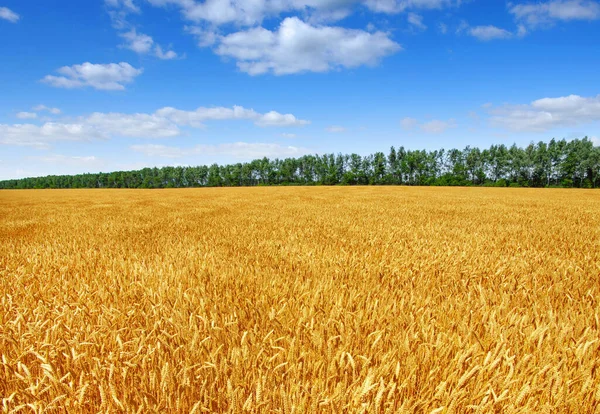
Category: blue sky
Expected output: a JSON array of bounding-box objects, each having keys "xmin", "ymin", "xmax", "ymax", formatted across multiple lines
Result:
[{"xmin": 1, "ymin": 0, "xmax": 599, "ymax": 179}]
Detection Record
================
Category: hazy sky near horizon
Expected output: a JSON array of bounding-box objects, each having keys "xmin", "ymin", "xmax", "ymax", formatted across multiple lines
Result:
[{"xmin": 1, "ymin": 0, "xmax": 599, "ymax": 179}]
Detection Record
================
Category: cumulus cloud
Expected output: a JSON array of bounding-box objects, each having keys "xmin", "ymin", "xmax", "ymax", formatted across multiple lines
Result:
[
  {"xmin": 42, "ymin": 62, "xmax": 143, "ymax": 91},
  {"xmin": 134, "ymin": 0, "xmax": 468, "ymax": 75},
  {"xmin": 215, "ymin": 17, "xmax": 401, "ymax": 75},
  {"xmin": 120, "ymin": 29, "xmax": 154, "ymax": 53},
  {"xmin": 148, "ymin": 0, "xmax": 462, "ymax": 26},
  {"xmin": 131, "ymin": 142, "xmax": 310, "ymax": 159},
  {"xmin": 0, "ymin": 123, "xmax": 104, "ymax": 148},
  {"xmin": 468, "ymin": 25, "xmax": 513, "ymax": 40},
  {"xmin": 119, "ymin": 29, "xmax": 180, "ymax": 59},
  {"xmin": 281, "ymin": 133, "xmax": 297, "ymax": 138},
  {"xmin": 325, "ymin": 125, "xmax": 347, "ymax": 133},
  {"xmin": 33, "ymin": 105, "xmax": 62, "ymax": 115},
  {"xmin": 256, "ymin": 111, "xmax": 310, "ymax": 126},
  {"xmin": 364, "ymin": 0, "xmax": 457, "ymax": 14},
  {"xmin": 148, "ymin": 0, "xmax": 355, "ymax": 25},
  {"xmin": 509, "ymin": 0, "xmax": 600, "ymax": 27},
  {"xmin": 16, "ymin": 112, "xmax": 38, "ymax": 120},
  {"xmin": 488, "ymin": 94, "xmax": 600, "ymax": 132},
  {"xmin": 1, "ymin": 106, "xmax": 309, "ymax": 148},
  {"xmin": 84, "ymin": 112, "xmax": 180, "ymax": 138},
  {"xmin": 155, "ymin": 45, "xmax": 179, "ymax": 59},
  {"xmin": 155, "ymin": 105, "xmax": 309, "ymax": 127},
  {"xmin": 0, "ymin": 6, "xmax": 19, "ymax": 23},
  {"xmin": 457, "ymin": 21, "xmax": 520, "ymax": 40},
  {"xmin": 107, "ymin": 1, "xmax": 179, "ymax": 59}
]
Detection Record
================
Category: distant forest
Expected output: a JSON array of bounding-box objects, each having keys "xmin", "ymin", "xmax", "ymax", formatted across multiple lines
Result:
[{"xmin": 2, "ymin": 138, "xmax": 600, "ymax": 189}]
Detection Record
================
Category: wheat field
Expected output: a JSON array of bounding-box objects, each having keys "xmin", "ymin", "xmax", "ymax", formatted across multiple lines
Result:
[{"xmin": 0, "ymin": 187, "xmax": 599, "ymax": 413}]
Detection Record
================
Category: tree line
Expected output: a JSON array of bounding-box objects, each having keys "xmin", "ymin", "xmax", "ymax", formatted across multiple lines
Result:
[{"xmin": 2, "ymin": 138, "xmax": 600, "ymax": 189}]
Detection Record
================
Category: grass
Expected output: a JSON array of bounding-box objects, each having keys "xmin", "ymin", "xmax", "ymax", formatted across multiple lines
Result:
[{"xmin": 1, "ymin": 187, "xmax": 599, "ymax": 413}]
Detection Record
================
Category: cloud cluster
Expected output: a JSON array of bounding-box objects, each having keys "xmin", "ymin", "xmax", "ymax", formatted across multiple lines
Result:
[
  {"xmin": 215, "ymin": 17, "xmax": 401, "ymax": 75},
  {"xmin": 42, "ymin": 62, "xmax": 143, "ymax": 91},
  {"xmin": 488, "ymin": 94, "xmax": 600, "ymax": 132},
  {"xmin": 509, "ymin": 0, "xmax": 600, "ymax": 27},
  {"xmin": 154, "ymin": 105, "xmax": 310, "ymax": 127},
  {"xmin": 0, "ymin": 6, "xmax": 19, "ymax": 23},
  {"xmin": 457, "ymin": 20, "xmax": 526, "ymax": 41},
  {"xmin": 119, "ymin": 29, "xmax": 179, "ymax": 59},
  {"xmin": 1, "ymin": 105, "xmax": 310, "ymax": 148},
  {"xmin": 148, "ymin": 0, "xmax": 460, "ymax": 25},
  {"xmin": 0, "ymin": 123, "xmax": 103, "ymax": 149},
  {"xmin": 456, "ymin": 1, "xmax": 600, "ymax": 42},
  {"xmin": 144, "ymin": 0, "xmax": 466, "ymax": 74},
  {"xmin": 130, "ymin": 142, "xmax": 310, "ymax": 159},
  {"xmin": 106, "ymin": 1, "xmax": 179, "ymax": 59}
]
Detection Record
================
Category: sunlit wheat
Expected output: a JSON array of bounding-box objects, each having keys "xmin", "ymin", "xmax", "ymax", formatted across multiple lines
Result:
[{"xmin": 1, "ymin": 187, "xmax": 599, "ymax": 412}]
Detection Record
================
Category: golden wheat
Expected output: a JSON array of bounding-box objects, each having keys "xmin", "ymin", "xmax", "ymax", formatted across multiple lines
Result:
[{"xmin": 1, "ymin": 187, "xmax": 599, "ymax": 413}]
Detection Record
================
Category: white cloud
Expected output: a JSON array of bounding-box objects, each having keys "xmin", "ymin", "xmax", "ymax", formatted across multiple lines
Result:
[
  {"xmin": 438, "ymin": 22, "xmax": 448, "ymax": 33},
  {"xmin": 138, "ymin": 0, "xmax": 468, "ymax": 76},
  {"xmin": 120, "ymin": 29, "xmax": 154, "ymax": 53},
  {"xmin": 0, "ymin": 6, "xmax": 19, "ymax": 23},
  {"xmin": 215, "ymin": 17, "xmax": 401, "ymax": 75},
  {"xmin": 400, "ymin": 117, "xmax": 418, "ymax": 130},
  {"xmin": 155, "ymin": 105, "xmax": 309, "ymax": 127},
  {"xmin": 42, "ymin": 62, "xmax": 143, "ymax": 91},
  {"xmin": 591, "ymin": 136, "xmax": 599, "ymax": 146},
  {"xmin": 148, "ymin": 0, "xmax": 357, "ymax": 25},
  {"xmin": 325, "ymin": 125, "xmax": 347, "ymax": 133},
  {"xmin": 281, "ymin": 133, "xmax": 297, "ymax": 138},
  {"xmin": 407, "ymin": 12, "xmax": 427, "ymax": 29},
  {"xmin": 105, "ymin": 0, "xmax": 140, "ymax": 13},
  {"xmin": 148, "ymin": 0, "xmax": 463, "ymax": 27},
  {"xmin": 1, "ymin": 105, "xmax": 309, "ymax": 148},
  {"xmin": 468, "ymin": 25, "xmax": 513, "ymax": 40},
  {"xmin": 509, "ymin": 0, "xmax": 600, "ymax": 27},
  {"xmin": 119, "ymin": 29, "xmax": 179, "ymax": 59},
  {"xmin": 16, "ymin": 112, "xmax": 38, "ymax": 120},
  {"xmin": 131, "ymin": 142, "xmax": 310, "ymax": 159},
  {"xmin": 0, "ymin": 123, "xmax": 103, "ymax": 148},
  {"xmin": 420, "ymin": 119, "xmax": 457, "ymax": 133},
  {"xmin": 185, "ymin": 26, "xmax": 219, "ymax": 47},
  {"xmin": 84, "ymin": 112, "xmax": 181, "ymax": 138},
  {"xmin": 364, "ymin": 0, "xmax": 457, "ymax": 14},
  {"xmin": 33, "ymin": 105, "xmax": 62, "ymax": 115},
  {"xmin": 256, "ymin": 111, "xmax": 310, "ymax": 126},
  {"xmin": 155, "ymin": 45, "xmax": 178, "ymax": 59},
  {"xmin": 488, "ymin": 94, "xmax": 600, "ymax": 132}
]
